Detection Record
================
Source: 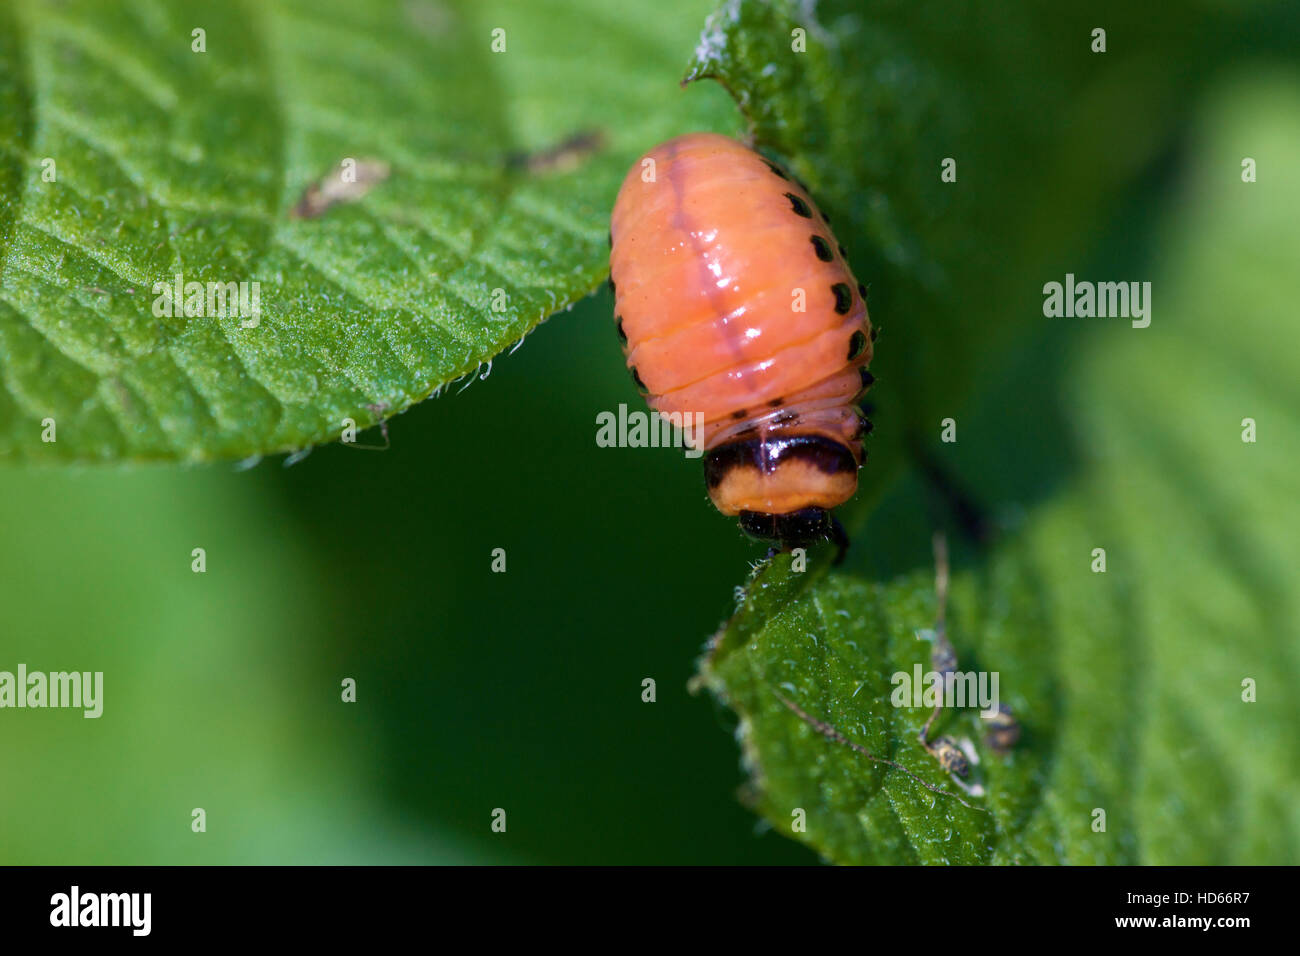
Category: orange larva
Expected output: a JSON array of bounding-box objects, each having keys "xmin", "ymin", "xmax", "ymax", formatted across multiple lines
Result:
[{"xmin": 609, "ymin": 133, "xmax": 875, "ymax": 557}]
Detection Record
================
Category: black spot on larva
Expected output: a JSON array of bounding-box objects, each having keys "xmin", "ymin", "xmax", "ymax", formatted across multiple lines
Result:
[
  {"xmin": 811, "ymin": 236, "xmax": 833, "ymax": 261},
  {"xmin": 832, "ymin": 283, "xmax": 853, "ymax": 315},
  {"xmin": 615, "ymin": 316, "xmax": 627, "ymax": 344},
  {"xmin": 870, "ymin": 327, "xmax": 878, "ymax": 341},
  {"xmin": 609, "ymin": 276, "xmax": 616, "ymax": 296},
  {"xmin": 764, "ymin": 160, "xmax": 789, "ymax": 180},
  {"xmin": 821, "ymin": 209, "xmax": 832, "ymax": 225},
  {"xmin": 854, "ymin": 414, "xmax": 874, "ymax": 439},
  {"xmin": 768, "ymin": 397, "xmax": 784, "ymax": 407},
  {"xmin": 731, "ymin": 409, "xmax": 747, "ymax": 420},
  {"xmin": 857, "ymin": 282, "xmax": 867, "ymax": 299},
  {"xmin": 848, "ymin": 330, "xmax": 868, "ymax": 360},
  {"xmin": 838, "ymin": 244, "xmax": 847, "ymax": 258},
  {"xmin": 785, "ymin": 193, "xmax": 812, "ymax": 218},
  {"xmin": 630, "ymin": 365, "xmax": 647, "ymax": 391},
  {"xmin": 859, "ymin": 368, "xmax": 875, "ymax": 390}
]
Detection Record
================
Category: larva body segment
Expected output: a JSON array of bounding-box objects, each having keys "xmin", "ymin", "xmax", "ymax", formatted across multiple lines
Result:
[{"xmin": 609, "ymin": 133, "xmax": 874, "ymax": 550}]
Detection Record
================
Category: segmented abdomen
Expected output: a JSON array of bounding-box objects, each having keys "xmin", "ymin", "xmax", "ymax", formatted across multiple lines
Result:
[{"xmin": 609, "ymin": 132, "xmax": 874, "ymax": 516}]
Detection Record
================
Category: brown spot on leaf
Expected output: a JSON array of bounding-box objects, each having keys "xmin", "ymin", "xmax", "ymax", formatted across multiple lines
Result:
[
  {"xmin": 507, "ymin": 130, "xmax": 606, "ymax": 176},
  {"xmin": 291, "ymin": 159, "xmax": 391, "ymax": 219}
]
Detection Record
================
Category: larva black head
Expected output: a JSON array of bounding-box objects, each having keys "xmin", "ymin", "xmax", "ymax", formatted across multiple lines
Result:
[
  {"xmin": 738, "ymin": 507, "xmax": 851, "ymax": 563},
  {"xmin": 705, "ymin": 434, "xmax": 858, "ymax": 562},
  {"xmin": 738, "ymin": 507, "xmax": 831, "ymax": 545}
]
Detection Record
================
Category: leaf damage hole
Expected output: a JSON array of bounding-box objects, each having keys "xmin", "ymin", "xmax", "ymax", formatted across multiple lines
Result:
[
  {"xmin": 506, "ymin": 129, "xmax": 607, "ymax": 176},
  {"xmin": 290, "ymin": 159, "xmax": 392, "ymax": 220}
]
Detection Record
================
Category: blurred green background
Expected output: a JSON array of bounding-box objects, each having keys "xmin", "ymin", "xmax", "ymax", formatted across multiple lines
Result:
[{"xmin": 1, "ymin": 0, "xmax": 1298, "ymax": 864}]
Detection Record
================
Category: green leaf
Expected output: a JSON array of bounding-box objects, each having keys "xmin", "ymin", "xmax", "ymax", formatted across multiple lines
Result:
[
  {"xmin": 700, "ymin": 498, "xmax": 1131, "ymax": 865},
  {"xmin": 0, "ymin": 0, "xmax": 731, "ymax": 461},
  {"xmin": 699, "ymin": 560, "xmax": 999, "ymax": 865},
  {"xmin": 682, "ymin": 0, "xmax": 1236, "ymax": 511},
  {"xmin": 691, "ymin": 2, "xmax": 1300, "ymax": 863}
]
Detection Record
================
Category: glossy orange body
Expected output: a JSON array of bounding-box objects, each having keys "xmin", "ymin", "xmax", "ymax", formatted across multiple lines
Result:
[{"xmin": 609, "ymin": 133, "xmax": 874, "ymax": 528}]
